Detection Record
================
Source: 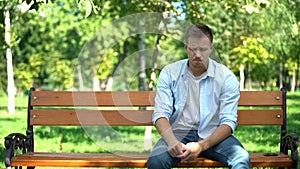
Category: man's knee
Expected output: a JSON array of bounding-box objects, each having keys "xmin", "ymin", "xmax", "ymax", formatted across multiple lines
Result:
[
  {"xmin": 147, "ymin": 155, "xmax": 163, "ymax": 169},
  {"xmin": 238, "ymin": 149, "xmax": 250, "ymax": 162},
  {"xmin": 147, "ymin": 155, "xmax": 167, "ymax": 169},
  {"xmin": 230, "ymin": 148, "xmax": 250, "ymax": 169},
  {"xmin": 147, "ymin": 153, "xmax": 179, "ymax": 169}
]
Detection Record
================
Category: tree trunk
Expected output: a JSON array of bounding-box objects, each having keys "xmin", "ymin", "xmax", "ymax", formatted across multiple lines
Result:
[
  {"xmin": 295, "ymin": 55, "xmax": 299, "ymax": 91},
  {"xmin": 105, "ymin": 76, "xmax": 113, "ymax": 91},
  {"xmin": 93, "ymin": 76, "xmax": 100, "ymax": 91},
  {"xmin": 239, "ymin": 64, "xmax": 245, "ymax": 91},
  {"xmin": 247, "ymin": 63, "xmax": 252, "ymax": 90},
  {"xmin": 291, "ymin": 67, "xmax": 296, "ymax": 93},
  {"xmin": 5, "ymin": 5, "xmax": 15, "ymax": 114},
  {"xmin": 143, "ymin": 16, "xmax": 165, "ymax": 150},
  {"xmin": 77, "ymin": 65, "xmax": 85, "ymax": 91},
  {"xmin": 279, "ymin": 62, "xmax": 283, "ymax": 89},
  {"xmin": 143, "ymin": 110, "xmax": 153, "ymax": 151},
  {"xmin": 138, "ymin": 23, "xmax": 151, "ymax": 150},
  {"xmin": 138, "ymin": 34, "xmax": 146, "ymax": 91}
]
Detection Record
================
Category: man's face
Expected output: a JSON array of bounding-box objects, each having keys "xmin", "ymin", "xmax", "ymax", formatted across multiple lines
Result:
[{"xmin": 185, "ymin": 37, "xmax": 213, "ymax": 70}]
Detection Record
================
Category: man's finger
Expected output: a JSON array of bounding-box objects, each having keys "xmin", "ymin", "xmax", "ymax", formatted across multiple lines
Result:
[
  {"xmin": 168, "ymin": 148, "xmax": 177, "ymax": 157},
  {"xmin": 176, "ymin": 150, "xmax": 189, "ymax": 159}
]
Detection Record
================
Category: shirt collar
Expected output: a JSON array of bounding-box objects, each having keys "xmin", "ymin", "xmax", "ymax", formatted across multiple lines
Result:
[
  {"xmin": 207, "ymin": 58, "xmax": 215, "ymax": 78},
  {"xmin": 182, "ymin": 58, "xmax": 216, "ymax": 79}
]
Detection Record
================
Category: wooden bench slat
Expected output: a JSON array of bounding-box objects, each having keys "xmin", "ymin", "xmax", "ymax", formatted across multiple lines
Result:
[
  {"xmin": 30, "ymin": 109, "xmax": 283, "ymax": 126},
  {"xmin": 239, "ymin": 91, "xmax": 282, "ymax": 106},
  {"xmin": 11, "ymin": 152, "xmax": 292, "ymax": 168},
  {"xmin": 31, "ymin": 91, "xmax": 155, "ymax": 106},
  {"xmin": 30, "ymin": 110, "xmax": 153, "ymax": 126},
  {"xmin": 237, "ymin": 109, "xmax": 283, "ymax": 125},
  {"xmin": 31, "ymin": 91, "xmax": 282, "ymax": 107}
]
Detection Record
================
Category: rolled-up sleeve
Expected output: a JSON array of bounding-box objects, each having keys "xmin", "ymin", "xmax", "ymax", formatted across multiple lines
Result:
[
  {"xmin": 219, "ymin": 72, "xmax": 240, "ymax": 133},
  {"xmin": 152, "ymin": 68, "xmax": 174, "ymax": 125}
]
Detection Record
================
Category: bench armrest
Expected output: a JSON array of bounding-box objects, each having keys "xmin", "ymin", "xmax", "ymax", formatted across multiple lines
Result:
[
  {"xmin": 4, "ymin": 130, "xmax": 33, "ymax": 167},
  {"xmin": 282, "ymin": 133, "xmax": 298, "ymax": 169}
]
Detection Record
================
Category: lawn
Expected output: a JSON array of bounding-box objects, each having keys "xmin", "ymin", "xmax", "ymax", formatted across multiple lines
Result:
[{"xmin": 1, "ymin": 92, "xmax": 299, "ymax": 169}]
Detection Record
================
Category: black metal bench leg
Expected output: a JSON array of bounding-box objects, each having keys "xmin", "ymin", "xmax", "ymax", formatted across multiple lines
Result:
[{"xmin": 281, "ymin": 133, "xmax": 299, "ymax": 169}]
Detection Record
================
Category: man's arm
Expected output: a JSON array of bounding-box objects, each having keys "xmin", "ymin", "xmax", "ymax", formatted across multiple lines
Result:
[
  {"xmin": 199, "ymin": 124, "xmax": 232, "ymax": 150},
  {"xmin": 155, "ymin": 117, "xmax": 185, "ymax": 157}
]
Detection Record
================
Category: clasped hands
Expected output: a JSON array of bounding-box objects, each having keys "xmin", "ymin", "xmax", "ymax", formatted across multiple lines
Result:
[{"xmin": 168, "ymin": 140, "xmax": 203, "ymax": 161}]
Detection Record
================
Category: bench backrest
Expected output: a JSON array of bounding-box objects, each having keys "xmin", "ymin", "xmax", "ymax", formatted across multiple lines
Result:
[
  {"xmin": 28, "ymin": 88, "xmax": 286, "ymax": 127},
  {"xmin": 27, "ymin": 87, "xmax": 287, "ymax": 153}
]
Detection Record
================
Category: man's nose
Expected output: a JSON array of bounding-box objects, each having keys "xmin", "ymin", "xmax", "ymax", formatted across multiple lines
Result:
[{"xmin": 194, "ymin": 51, "xmax": 203, "ymax": 59}]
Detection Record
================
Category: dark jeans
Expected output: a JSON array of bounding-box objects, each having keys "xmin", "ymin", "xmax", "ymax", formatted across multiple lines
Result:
[{"xmin": 147, "ymin": 130, "xmax": 250, "ymax": 169}]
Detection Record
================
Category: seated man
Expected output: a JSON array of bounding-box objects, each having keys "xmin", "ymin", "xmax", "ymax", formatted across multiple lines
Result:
[{"xmin": 147, "ymin": 23, "xmax": 250, "ymax": 169}]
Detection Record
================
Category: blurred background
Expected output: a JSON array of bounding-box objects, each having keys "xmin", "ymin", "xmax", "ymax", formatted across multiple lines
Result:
[{"xmin": 1, "ymin": 0, "xmax": 299, "ymax": 114}]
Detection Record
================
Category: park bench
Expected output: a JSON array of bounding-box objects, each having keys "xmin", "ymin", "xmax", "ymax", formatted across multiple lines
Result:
[{"xmin": 4, "ymin": 87, "xmax": 298, "ymax": 168}]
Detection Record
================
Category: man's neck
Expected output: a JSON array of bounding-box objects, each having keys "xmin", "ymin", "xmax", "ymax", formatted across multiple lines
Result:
[{"xmin": 188, "ymin": 62, "xmax": 208, "ymax": 77}]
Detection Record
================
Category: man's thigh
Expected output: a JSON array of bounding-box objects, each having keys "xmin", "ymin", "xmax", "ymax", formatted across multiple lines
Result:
[{"xmin": 200, "ymin": 135, "xmax": 246, "ymax": 164}]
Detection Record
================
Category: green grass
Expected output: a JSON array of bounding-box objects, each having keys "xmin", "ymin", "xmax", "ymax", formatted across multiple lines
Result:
[{"xmin": 1, "ymin": 92, "xmax": 299, "ymax": 169}]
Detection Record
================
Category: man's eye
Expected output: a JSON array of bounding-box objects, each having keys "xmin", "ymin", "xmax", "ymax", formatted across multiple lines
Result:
[{"xmin": 191, "ymin": 48, "xmax": 208, "ymax": 52}]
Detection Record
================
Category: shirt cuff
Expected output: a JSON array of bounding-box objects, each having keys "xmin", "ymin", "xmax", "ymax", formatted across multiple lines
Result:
[{"xmin": 152, "ymin": 112, "xmax": 169, "ymax": 125}]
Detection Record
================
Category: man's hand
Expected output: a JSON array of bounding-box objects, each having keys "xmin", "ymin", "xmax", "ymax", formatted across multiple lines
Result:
[
  {"xmin": 155, "ymin": 118, "xmax": 187, "ymax": 158},
  {"xmin": 167, "ymin": 140, "xmax": 185, "ymax": 157},
  {"xmin": 176, "ymin": 142, "xmax": 203, "ymax": 161}
]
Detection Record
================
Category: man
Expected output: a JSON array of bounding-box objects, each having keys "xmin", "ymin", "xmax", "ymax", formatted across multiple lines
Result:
[{"xmin": 147, "ymin": 23, "xmax": 250, "ymax": 169}]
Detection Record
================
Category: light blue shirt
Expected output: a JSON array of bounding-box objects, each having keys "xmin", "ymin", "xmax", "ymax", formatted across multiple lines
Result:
[{"xmin": 153, "ymin": 58, "xmax": 240, "ymax": 139}]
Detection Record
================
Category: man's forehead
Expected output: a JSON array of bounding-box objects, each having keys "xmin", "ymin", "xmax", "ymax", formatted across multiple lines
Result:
[{"xmin": 186, "ymin": 37, "xmax": 211, "ymax": 46}]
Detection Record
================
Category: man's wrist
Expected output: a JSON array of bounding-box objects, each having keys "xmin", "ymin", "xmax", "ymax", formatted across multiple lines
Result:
[
  {"xmin": 198, "ymin": 140, "xmax": 208, "ymax": 151},
  {"xmin": 165, "ymin": 136, "xmax": 179, "ymax": 146}
]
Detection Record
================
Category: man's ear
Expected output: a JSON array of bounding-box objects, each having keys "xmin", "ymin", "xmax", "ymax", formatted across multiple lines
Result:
[{"xmin": 184, "ymin": 44, "xmax": 188, "ymax": 51}]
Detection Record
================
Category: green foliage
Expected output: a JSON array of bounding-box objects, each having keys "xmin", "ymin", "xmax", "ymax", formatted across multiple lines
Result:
[
  {"xmin": 14, "ymin": 54, "xmax": 42, "ymax": 94},
  {"xmin": 46, "ymin": 59, "xmax": 74, "ymax": 90},
  {"xmin": 232, "ymin": 36, "xmax": 274, "ymax": 64},
  {"xmin": 97, "ymin": 49, "xmax": 118, "ymax": 80},
  {"xmin": 14, "ymin": 63, "xmax": 33, "ymax": 94},
  {"xmin": 6, "ymin": 0, "xmax": 105, "ymax": 90},
  {"xmin": 0, "ymin": 0, "xmax": 299, "ymax": 93},
  {"xmin": 231, "ymin": 36, "xmax": 278, "ymax": 82},
  {"xmin": 252, "ymin": 0, "xmax": 300, "ymax": 88}
]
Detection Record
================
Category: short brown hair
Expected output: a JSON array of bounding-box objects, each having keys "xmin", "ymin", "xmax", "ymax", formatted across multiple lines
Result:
[{"xmin": 185, "ymin": 23, "xmax": 213, "ymax": 44}]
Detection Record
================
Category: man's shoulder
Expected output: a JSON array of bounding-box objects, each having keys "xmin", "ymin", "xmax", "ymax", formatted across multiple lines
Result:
[
  {"xmin": 160, "ymin": 59, "xmax": 187, "ymax": 78},
  {"xmin": 210, "ymin": 59, "xmax": 234, "ymax": 75}
]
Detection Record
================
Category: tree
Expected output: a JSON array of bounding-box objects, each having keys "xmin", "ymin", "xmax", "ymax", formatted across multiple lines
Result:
[
  {"xmin": 254, "ymin": 0, "xmax": 300, "ymax": 91},
  {"xmin": 12, "ymin": 0, "xmax": 105, "ymax": 91},
  {"xmin": 231, "ymin": 36, "xmax": 277, "ymax": 90},
  {"xmin": 1, "ymin": 0, "xmax": 44, "ymax": 113},
  {"xmin": 4, "ymin": 3, "xmax": 15, "ymax": 114}
]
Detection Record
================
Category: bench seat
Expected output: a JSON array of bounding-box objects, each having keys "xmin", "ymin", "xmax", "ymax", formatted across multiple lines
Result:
[{"xmin": 11, "ymin": 152, "xmax": 293, "ymax": 168}]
